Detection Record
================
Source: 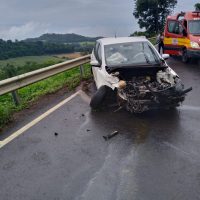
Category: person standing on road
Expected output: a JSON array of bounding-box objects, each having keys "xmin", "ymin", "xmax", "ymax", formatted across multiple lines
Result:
[{"xmin": 157, "ymin": 32, "xmax": 164, "ymax": 54}]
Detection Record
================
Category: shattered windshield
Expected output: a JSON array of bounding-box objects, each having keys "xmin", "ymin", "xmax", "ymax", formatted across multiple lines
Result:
[
  {"xmin": 104, "ymin": 42, "xmax": 160, "ymax": 66},
  {"xmin": 189, "ymin": 20, "xmax": 200, "ymax": 34}
]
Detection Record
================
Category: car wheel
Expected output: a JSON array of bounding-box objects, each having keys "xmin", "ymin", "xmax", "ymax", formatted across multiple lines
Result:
[
  {"xmin": 90, "ymin": 86, "xmax": 108, "ymax": 109},
  {"xmin": 182, "ymin": 49, "xmax": 190, "ymax": 63}
]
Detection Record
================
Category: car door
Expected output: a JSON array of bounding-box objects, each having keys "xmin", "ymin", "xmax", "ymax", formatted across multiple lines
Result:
[{"xmin": 164, "ymin": 20, "xmax": 186, "ymax": 55}]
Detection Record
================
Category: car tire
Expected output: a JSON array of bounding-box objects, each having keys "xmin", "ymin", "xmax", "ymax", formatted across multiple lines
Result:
[
  {"xmin": 90, "ymin": 86, "xmax": 108, "ymax": 109},
  {"xmin": 182, "ymin": 49, "xmax": 190, "ymax": 63}
]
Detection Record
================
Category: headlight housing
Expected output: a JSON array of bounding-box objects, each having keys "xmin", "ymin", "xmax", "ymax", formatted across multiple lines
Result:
[
  {"xmin": 112, "ymin": 80, "xmax": 126, "ymax": 89},
  {"xmin": 118, "ymin": 80, "xmax": 126, "ymax": 89},
  {"xmin": 190, "ymin": 41, "xmax": 200, "ymax": 48}
]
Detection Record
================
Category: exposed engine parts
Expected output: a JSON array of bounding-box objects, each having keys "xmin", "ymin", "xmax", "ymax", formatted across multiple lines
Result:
[{"xmin": 117, "ymin": 70, "xmax": 192, "ymax": 113}]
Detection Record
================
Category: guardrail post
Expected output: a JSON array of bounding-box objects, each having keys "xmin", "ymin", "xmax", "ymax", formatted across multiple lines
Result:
[
  {"xmin": 11, "ymin": 90, "xmax": 20, "ymax": 106},
  {"xmin": 79, "ymin": 65, "xmax": 85, "ymax": 79}
]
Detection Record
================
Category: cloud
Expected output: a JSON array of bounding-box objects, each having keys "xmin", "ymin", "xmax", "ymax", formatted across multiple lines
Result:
[
  {"xmin": 0, "ymin": 22, "xmax": 50, "ymax": 41},
  {"xmin": 174, "ymin": 0, "xmax": 197, "ymax": 13},
  {"xmin": 0, "ymin": 0, "xmax": 197, "ymax": 40},
  {"xmin": 0, "ymin": 0, "xmax": 136, "ymax": 40}
]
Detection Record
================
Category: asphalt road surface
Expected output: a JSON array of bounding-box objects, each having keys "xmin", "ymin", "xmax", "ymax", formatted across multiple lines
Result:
[{"xmin": 0, "ymin": 58, "xmax": 200, "ymax": 200}]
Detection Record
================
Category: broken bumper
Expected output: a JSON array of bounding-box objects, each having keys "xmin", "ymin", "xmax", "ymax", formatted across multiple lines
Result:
[{"xmin": 123, "ymin": 86, "xmax": 192, "ymax": 113}]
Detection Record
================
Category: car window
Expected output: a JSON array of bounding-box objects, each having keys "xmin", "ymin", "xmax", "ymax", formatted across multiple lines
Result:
[
  {"xmin": 168, "ymin": 21, "xmax": 176, "ymax": 33},
  {"xmin": 104, "ymin": 42, "xmax": 160, "ymax": 66},
  {"xmin": 189, "ymin": 20, "xmax": 200, "ymax": 34},
  {"xmin": 168, "ymin": 20, "xmax": 183, "ymax": 35}
]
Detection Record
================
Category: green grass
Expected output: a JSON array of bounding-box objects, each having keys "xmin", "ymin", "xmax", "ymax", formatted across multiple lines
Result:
[
  {"xmin": 0, "ymin": 55, "xmax": 65, "ymax": 68},
  {"xmin": 0, "ymin": 63, "xmax": 92, "ymax": 130},
  {"xmin": 79, "ymin": 41, "xmax": 95, "ymax": 46},
  {"xmin": 148, "ymin": 37, "xmax": 157, "ymax": 45},
  {"xmin": 0, "ymin": 55, "xmax": 68, "ymax": 81}
]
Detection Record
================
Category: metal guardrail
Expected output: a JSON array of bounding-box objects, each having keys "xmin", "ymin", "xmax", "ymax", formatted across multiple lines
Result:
[{"xmin": 0, "ymin": 55, "xmax": 90, "ymax": 96}]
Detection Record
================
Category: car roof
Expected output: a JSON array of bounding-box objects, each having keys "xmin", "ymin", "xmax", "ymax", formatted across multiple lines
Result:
[{"xmin": 97, "ymin": 37, "xmax": 148, "ymax": 45}]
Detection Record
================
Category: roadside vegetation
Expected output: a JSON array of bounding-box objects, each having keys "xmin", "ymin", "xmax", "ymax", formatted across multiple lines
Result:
[
  {"xmin": 0, "ymin": 35, "xmax": 92, "ymax": 130},
  {"xmin": 130, "ymin": 31, "xmax": 157, "ymax": 45},
  {"xmin": 0, "ymin": 55, "xmax": 65, "ymax": 67},
  {"xmin": 195, "ymin": 3, "xmax": 200, "ymax": 11},
  {"xmin": 133, "ymin": 0, "xmax": 177, "ymax": 34},
  {"xmin": 0, "ymin": 40, "xmax": 75, "ymax": 60},
  {"xmin": 0, "ymin": 34, "xmax": 97, "ymax": 60},
  {"xmin": 0, "ymin": 63, "xmax": 91, "ymax": 130},
  {"xmin": 131, "ymin": 0, "xmax": 178, "ymax": 45},
  {"xmin": 0, "ymin": 55, "xmax": 66, "ymax": 81},
  {"xmin": 148, "ymin": 37, "xmax": 157, "ymax": 45}
]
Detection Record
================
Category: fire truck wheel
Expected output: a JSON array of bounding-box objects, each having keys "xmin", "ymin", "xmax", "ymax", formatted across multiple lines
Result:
[{"xmin": 182, "ymin": 49, "xmax": 190, "ymax": 63}]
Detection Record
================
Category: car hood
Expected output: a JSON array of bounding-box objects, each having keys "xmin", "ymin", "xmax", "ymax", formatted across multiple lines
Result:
[{"xmin": 107, "ymin": 65, "xmax": 167, "ymax": 80}]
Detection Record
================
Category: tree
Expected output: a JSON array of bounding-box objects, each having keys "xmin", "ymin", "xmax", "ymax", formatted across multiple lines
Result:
[
  {"xmin": 195, "ymin": 3, "xmax": 200, "ymax": 11},
  {"xmin": 133, "ymin": 0, "xmax": 177, "ymax": 34},
  {"xmin": 130, "ymin": 31, "xmax": 153, "ymax": 38}
]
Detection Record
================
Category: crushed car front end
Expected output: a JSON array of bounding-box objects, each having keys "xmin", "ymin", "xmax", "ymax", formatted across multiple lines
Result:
[
  {"xmin": 91, "ymin": 37, "xmax": 192, "ymax": 113},
  {"xmin": 109, "ymin": 66, "xmax": 192, "ymax": 113}
]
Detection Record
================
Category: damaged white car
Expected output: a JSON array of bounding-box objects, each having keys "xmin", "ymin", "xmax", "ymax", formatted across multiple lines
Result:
[{"xmin": 90, "ymin": 37, "xmax": 192, "ymax": 113}]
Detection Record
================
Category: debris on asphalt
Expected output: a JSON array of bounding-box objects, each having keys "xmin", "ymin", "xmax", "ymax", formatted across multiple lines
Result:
[
  {"xmin": 87, "ymin": 129, "xmax": 91, "ymax": 132},
  {"xmin": 81, "ymin": 114, "xmax": 85, "ymax": 117},
  {"xmin": 103, "ymin": 131, "xmax": 119, "ymax": 141},
  {"xmin": 54, "ymin": 132, "xmax": 59, "ymax": 136}
]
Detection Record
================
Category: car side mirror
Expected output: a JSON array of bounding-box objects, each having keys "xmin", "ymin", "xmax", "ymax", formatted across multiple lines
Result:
[
  {"xmin": 90, "ymin": 60, "xmax": 101, "ymax": 67},
  {"xmin": 182, "ymin": 29, "xmax": 187, "ymax": 37},
  {"xmin": 162, "ymin": 54, "xmax": 169, "ymax": 60}
]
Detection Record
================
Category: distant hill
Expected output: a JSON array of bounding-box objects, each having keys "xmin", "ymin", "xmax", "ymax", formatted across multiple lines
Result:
[
  {"xmin": 0, "ymin": 33, "xmax": 99, "ymax": 60},
  {"xmin": 24, "ymin": 33, "xmax": 102, "ymax": 43}
]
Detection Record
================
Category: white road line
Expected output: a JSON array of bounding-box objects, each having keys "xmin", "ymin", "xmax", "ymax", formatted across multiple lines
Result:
[{"xmin": 0, "ymin": 90, "xmax": 82, "ymax": 149}]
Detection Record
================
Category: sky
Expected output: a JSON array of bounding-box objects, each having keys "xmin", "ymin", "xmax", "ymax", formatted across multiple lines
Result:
[{"xmin": 0, "ymin": 0, "xmax": 198, "ymax": 40}]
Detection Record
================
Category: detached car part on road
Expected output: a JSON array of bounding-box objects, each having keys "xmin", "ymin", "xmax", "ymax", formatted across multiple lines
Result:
[{"xmin": 90, "ymin": 37, "xmax": 192, "ymax": 113}]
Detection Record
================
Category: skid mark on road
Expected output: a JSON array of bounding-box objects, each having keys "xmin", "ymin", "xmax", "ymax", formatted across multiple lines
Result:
[
  {"xmin": 163, "ymin": 141, "xmax": 200, "ymax": 161},
  {"xmin": 77, "ymin": 140, "xmax": 138, "ymax": 200},
  {"xmin": 77, "ymin": 144, "xmax": 118, "ymax": 200},
  {"xmin": 0, "ymin": 90, "xmax": 89, "ymax": 149}
]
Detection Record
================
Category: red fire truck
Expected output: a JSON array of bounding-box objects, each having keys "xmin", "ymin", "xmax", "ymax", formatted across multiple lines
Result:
[{"xmin": 164, "ymin": 11, "xmax": 200, "ymax": 62}]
